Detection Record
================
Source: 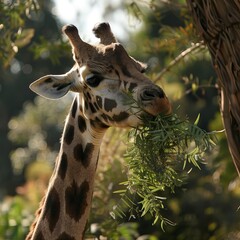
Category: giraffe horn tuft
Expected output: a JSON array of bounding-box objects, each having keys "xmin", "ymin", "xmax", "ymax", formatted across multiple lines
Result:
[
  {"xmin": 93, "ymin": 22, "xmax": 117, "ymax": 45},
  {"xmin": 62, "ymin": 24, "xmax": 83, "ymax": 46},
  {"xmin": 62, "ymin": 24, "xmax": 95, "ymax": 65},
  {"xmin": 62, "ymin": 24, "xmax": 78, "ymax": 35}
]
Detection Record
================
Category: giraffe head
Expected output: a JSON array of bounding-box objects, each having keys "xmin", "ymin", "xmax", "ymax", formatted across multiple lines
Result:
[{"xmin": 30, "ymin": 23, "xmax": 171, "ymax": 128}]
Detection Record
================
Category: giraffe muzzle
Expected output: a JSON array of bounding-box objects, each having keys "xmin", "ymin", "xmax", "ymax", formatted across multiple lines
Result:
[{"xmin": 139, "ymin": 87, "xmax": 172, "ymax": 116}]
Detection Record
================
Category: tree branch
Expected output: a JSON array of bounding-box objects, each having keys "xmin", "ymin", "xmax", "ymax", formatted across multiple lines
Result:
[{"xmin": 154, "ymin": 41, "xmax": 205, "ymax": 82}]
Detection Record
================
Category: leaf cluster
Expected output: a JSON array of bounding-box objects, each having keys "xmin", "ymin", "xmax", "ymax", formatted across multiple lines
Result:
[
  {"xmin": 0, "ymin": 196, "xmax": 33, "ymax": 240},
  {"xmin": 0, "ymin": 0, "xmax": 39, "ymax": 67},
  {"xmin": 8, "ymin": 96, "xmax": 72, "ymax": 174},
  {"xmin": 113, "ymin": 112, "xmax": 216, "ymax": 227},
  {"xmin": 30, "ymin": 36, "xmax": 71, "ymax": 65}
]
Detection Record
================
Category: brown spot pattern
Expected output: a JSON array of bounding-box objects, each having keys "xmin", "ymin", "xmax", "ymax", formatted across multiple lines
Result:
[
  {"xmin": 112, "ymin": 112, "xmax": 129, "ymax": 122},
  {"xmin": 64, "ymin": 124, "xmax": 74, "ymax": 145},
  {"xmin": 104, "ymin": 98, "xmax": 117, "ymax": 112},
  {"xmin": 42, "ymin": 187, "xmax": 60, "ymax": 233},
  {"xmin": 65, "ymin": 180, "xmax": 90, "ymax": 221},
  {"xmin": 101, "ymin": 113, "xmax": 109, "ymax": 122},
  {"xmin": 90, "ymin": 117, "xmax": 108, "ymax": 129},
  {"xmin": 86, "ymin": 92, "xmax": 91, "ymax": 100},
  {"xmin": 59, "ymin": 152, "xmax": 68, "ymax": 180},
  {"xmin": 101, "ymin": 112, "xmax": 129, "ymax": 123},
  {"xmin": 77, "ymin": 115, "xmax": 87, "ymax": 133},
  {"xmin": 94, "ymin": 102, "xmax": 99, "ymax": 111},
  {"xmin": 73, "ymin": 143, "xmax": 94, "ymax": 168},
  {"xmin": 84, "ymin": 102, "xmax": 89, "ymax": 110},
  {"xmin": 88, "ymin": 102, "xmax": 97, "ymax": 113},
  {"xmin": 71, "ymin": 99, "xmax": 77, "ymax": 118}
]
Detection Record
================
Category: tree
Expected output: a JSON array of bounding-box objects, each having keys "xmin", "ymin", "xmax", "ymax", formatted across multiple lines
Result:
[
  {"xmin": 0, "ymin": 0, "xmax": 71, "ymax": 197},
  {"xmin": 187, "ymin": 0, "xmax": 240, "ymax": 175}
]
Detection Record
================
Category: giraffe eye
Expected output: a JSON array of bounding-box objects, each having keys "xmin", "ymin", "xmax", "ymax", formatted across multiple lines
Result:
[{"xmin": 85, "ymin": 74, "xmax": 104, "ymax": 87}]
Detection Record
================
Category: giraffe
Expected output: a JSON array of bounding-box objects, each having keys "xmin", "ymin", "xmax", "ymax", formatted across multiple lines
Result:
[{"xmin": 26, "ymin": 22, "xmax": 172, "ymax": 240}]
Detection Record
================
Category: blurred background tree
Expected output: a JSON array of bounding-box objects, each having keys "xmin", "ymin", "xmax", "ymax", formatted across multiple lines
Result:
[
  {"xmin": 0, "ymin": 0, "xmax": 71, "ymax": 198},
  {"xmin": 0, "ymin": 0, "xmax": 240, "ymax": 239}
]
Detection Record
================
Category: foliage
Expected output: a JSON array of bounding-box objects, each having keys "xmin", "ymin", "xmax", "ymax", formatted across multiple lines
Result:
[
  {"xmin": 0, "ymin": 0, "xmax": 39, "ymax": 68},
  {"xmin": 0, "ymin": 196, "xmax": 33, "ymax": 240},
  {"xmin": 0, "ymin": 0, "xmax": 71, "ymax": 68},
  {"xmin": 8, "ymin": 96, "xmax": 72, "ymax": 174},
  {"xmin": 0, "ymin": 160, "xmax": 53, "ymax": 240},
  {"xmin": 86, "ymin": 155, "xmax": 139, "ymax": 240},
  {"xmin": 113, "ymin": 112, "xmax": 216, "ymax": 227},
  {"xmin": 0, "ymin": 0, "xmax": 73, "ymax": 197},
  {"xmin": 30, "ymin": 36, "xmax": 71, "ymax": 65}
]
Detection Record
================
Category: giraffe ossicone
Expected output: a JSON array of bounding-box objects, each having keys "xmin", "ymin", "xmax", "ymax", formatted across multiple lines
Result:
[{"xmin": 27, "ymin": 22, "xmax": 171, "ymax": 240}]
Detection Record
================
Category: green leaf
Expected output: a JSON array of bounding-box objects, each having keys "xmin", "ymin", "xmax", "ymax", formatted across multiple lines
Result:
[
  {"xmin": 194, "ymin": 113, "xmax": 201, "ymax": 125},
  {"xmin": 113, "ymin": 104, "xmax": 216, "ymax": 226}
]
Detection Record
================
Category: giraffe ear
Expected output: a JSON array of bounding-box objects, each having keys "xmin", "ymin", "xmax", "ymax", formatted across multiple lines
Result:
[{"xmin": 29, "ymin": 74, "xmax": 75, "ymax": 99}]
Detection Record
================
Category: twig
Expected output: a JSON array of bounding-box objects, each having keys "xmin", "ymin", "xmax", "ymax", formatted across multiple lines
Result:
[
  {"xmin": 158, "ymin": 0, "xmax": 187, "ymax": 9},
  {"xmin": 154, "ymin": 41, "xmax": 205, "ymax": 82}
]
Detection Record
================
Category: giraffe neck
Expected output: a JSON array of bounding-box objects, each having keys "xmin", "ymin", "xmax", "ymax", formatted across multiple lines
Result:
[{"xmin": 28, "ymin": 97, "xmax": 107, "ymax": 240}]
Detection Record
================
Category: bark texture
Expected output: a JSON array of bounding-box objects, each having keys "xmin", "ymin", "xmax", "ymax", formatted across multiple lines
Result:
[{"xmin": 187, "ymin": 0, "xmax": 240, "ymax": 174}]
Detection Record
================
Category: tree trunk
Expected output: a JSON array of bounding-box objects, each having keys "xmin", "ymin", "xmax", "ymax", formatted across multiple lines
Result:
[{"xmin": 186, "ymin": 0, "xmax": 240, "ymax": 175}]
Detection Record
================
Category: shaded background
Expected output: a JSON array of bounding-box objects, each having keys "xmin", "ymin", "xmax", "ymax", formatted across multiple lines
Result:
[{"xmin": 0, "ymin": 0, "xmax": 240, "ymax": 239}]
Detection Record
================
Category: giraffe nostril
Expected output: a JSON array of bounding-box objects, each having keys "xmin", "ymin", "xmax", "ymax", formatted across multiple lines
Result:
[{"xmin": 141, "ymin": 88, "xmax": 165, "ymax": 101}]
